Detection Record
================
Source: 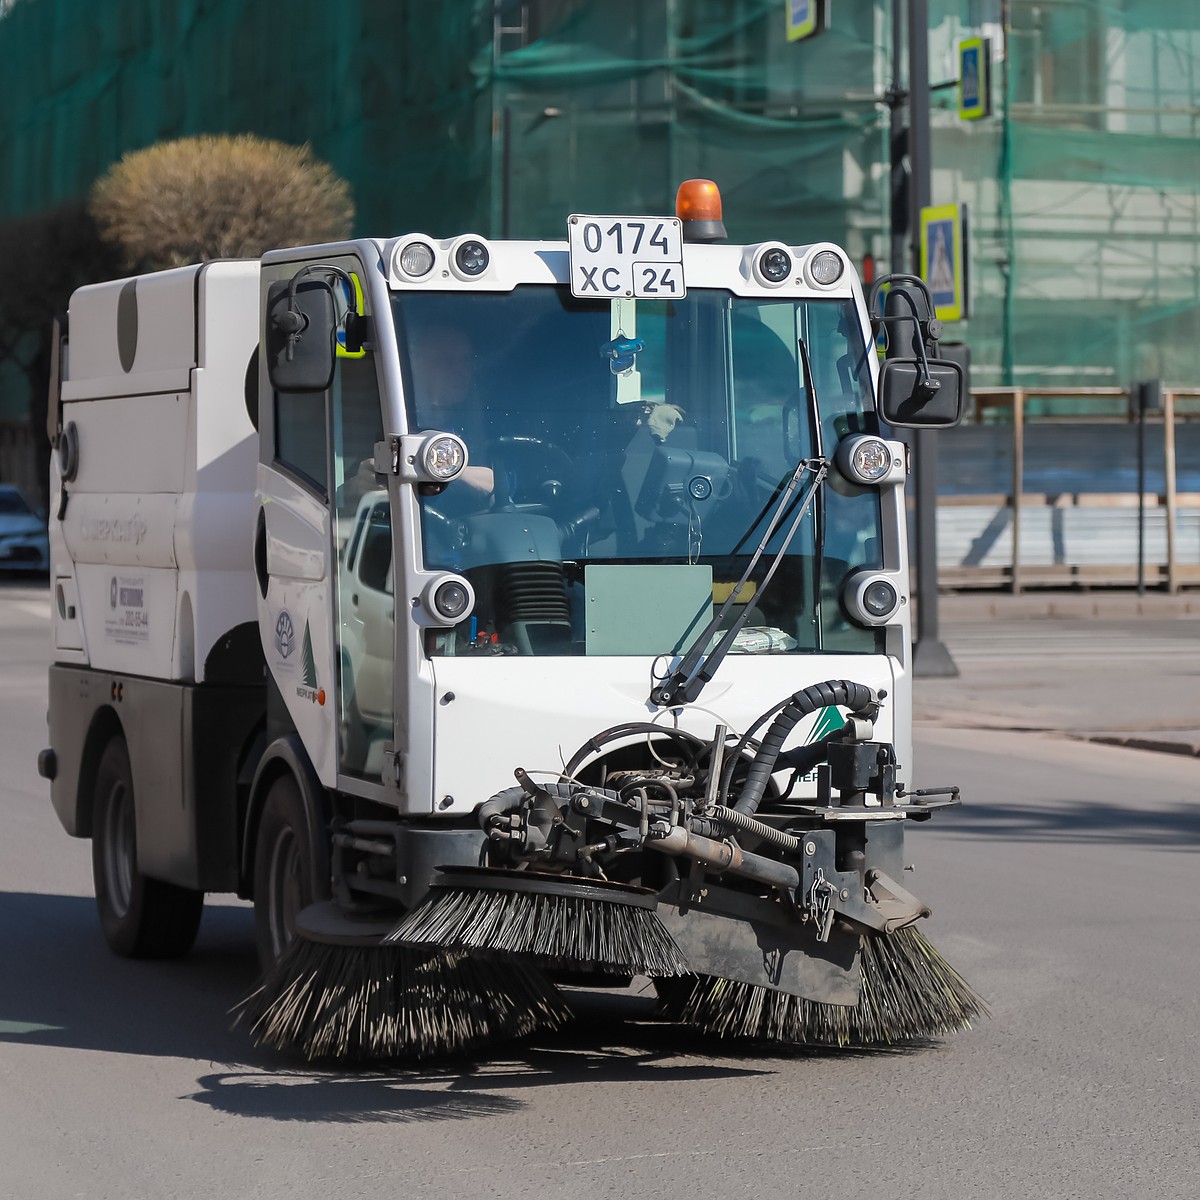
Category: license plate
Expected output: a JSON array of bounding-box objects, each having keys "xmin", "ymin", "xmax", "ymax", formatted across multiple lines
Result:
[{"xmin": 568, "ymin": 216, "xmax": 686, "ymax": 299}]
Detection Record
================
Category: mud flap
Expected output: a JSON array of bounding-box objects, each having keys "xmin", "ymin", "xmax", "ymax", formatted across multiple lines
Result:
[{"xmin": 656, "ymin": 880, "xmax": 859, "ymax": 1006}]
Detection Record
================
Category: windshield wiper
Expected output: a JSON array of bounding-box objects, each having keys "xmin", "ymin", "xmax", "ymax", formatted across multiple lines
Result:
[
  {"xmin": 648, "ymin": 458, "xmax": 827, "ymax": 708},
  {"xmin": 649, "ymin": 337, "xmax": 827, "ymax": 709}
]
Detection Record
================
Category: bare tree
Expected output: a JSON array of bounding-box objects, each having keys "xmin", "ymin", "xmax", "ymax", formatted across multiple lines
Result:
[
  {"xmin": 89, "ymin": 134, "xmax": 355, "ymax": 271},
  {"xmin": 0, "ymin": 202, "xmax": 119, "ymax": 507}
]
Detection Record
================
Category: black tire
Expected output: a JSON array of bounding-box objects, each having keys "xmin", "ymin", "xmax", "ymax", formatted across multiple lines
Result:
[
  {"xmin": 253, "ymin": 773, "xmax": 328, "ymax": 971},
  {"xmin": 91, "ymin": 738, "xmax": 204, "ymax": 958}
]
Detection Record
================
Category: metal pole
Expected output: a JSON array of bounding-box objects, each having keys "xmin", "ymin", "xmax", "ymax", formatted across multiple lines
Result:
[
  {"xmin": 907, "ymin": 0, "xmax": 957, "ymax": 677},
  {"xmin": 1012, "ymin": 389, "xmax": 1024, "ymax": 593},
  {"xmin": 889, "ymin": 0, "xmax": 908, "ymax": 274},
  {"xmin": 501, "ymin": 105, "xmax": 512, "ymax": 240},
  {"xmin": 1165, "ymin": 388, "xmax": 1178, "ymax": 593},
  {"xmin": 1136, "ymin": 383, "xmax": 1146, "ymax": 595}
]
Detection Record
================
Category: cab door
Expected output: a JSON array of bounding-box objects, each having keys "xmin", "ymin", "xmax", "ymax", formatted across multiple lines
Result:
[
  {"xmin": 258, "ymin": 258, "xmax": 391, "ymax": 788},
  {"xmin": 330, "ymin": 328, "xmax": 393, "ymax": 783}
]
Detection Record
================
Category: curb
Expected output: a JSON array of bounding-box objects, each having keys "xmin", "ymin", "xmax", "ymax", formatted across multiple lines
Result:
[
  {"xmin": 937, "ymin": 592, "xmax": 1200, "ymax": 621},
  {"xmin": 1074, "ymin": 733, "xmax": 1200, "ymax": 758}
]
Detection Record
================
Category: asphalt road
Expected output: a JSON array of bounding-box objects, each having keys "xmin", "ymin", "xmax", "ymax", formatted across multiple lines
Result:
[{"xmin": 1, "ymin": 582, "xmax": 1197, "ymax": 1200}]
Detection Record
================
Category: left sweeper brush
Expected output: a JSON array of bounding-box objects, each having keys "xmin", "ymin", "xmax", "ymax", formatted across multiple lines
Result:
[{"xmin": 231, "ymin": 904, "xmax": 572, "ymax": 1062}]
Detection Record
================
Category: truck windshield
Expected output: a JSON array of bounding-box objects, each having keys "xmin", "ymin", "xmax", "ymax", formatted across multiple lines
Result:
[{"xmin": 393, "ymin": 286, "xmax": 883, "ymax": 658}]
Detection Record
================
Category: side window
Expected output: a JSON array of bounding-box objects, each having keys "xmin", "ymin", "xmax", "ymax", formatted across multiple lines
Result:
[
  {"xmin": 275, "ymin": 389, "xmax": 328, "ymax": 494},
  {"xmin": 333, "ymin": 355, "xmax": 386, "ymax": 547},
  {"xmin": 332, "ymin": 351, "xmax": 391, "ymax": 784},
  {"xmin": 356, "ymin": 504, "xmax": 393, "ymax": 595}
]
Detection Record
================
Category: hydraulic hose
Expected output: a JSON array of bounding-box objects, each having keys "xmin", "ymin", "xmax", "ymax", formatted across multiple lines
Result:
[
  {"xmin": 732, "ymin": 680, "xmax": 878, "ymax": 817},
  {"xmin": 476, "ymin": 784, "xmax": 533, "ymax": 831},
  {"xmin": 562, "ymin": 722, "xmax": 707, "ymax": 780},
  {"xmin": 689, "ymin": 806, "xmax": 803, "ymax": 854}
]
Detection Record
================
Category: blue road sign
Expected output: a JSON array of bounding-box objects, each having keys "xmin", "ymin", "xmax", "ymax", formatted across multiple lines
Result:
[{"xmin": 920, "ymin": 204, "xmax": 967, "ymax": 321}]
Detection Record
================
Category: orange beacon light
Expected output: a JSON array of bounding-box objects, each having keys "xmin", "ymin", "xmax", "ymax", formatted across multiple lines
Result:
[{"xmin": 675, "ymin": 179, "xmax": 727, "ymax": 243}]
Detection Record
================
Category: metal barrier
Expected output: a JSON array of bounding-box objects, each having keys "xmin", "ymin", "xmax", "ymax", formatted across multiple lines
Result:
[{"xmin": 938, "ymin": 387, "xmax": 1200, "ymax": 594}]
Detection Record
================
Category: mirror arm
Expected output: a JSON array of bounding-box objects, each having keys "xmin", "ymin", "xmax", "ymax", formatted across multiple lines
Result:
[
  {"xmin": 278, "ymin": 263, "xmax": 363, "ymax": 360},
  {"xmin": 877, "ymin": 288, "xmax": 941, "ymax": 396}
]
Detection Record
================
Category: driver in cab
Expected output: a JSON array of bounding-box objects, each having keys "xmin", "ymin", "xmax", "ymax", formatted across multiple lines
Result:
[{"xmin": 409, "ymin": 325, "xmax": 495, "ymax": 504}]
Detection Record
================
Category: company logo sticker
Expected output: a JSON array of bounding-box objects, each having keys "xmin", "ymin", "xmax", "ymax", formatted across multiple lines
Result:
[
  {"xmin": 799, "ymin": 707, "xmax": 847, "ymax": 782},
  {"xmin": 295, "ymin": 620, "xmax": 325, "ymax": 705},
  {"xmin": 275, "ymin": 610, "xmax": 296, "ymax": 658},
  {"xmin": 104, "ymin": 574, "xmax": 150, "ymax": 646}
]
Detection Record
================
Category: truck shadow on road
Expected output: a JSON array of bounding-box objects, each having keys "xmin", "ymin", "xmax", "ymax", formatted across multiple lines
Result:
[
  {"xmin": 182, "ymin": 1020, "xmax": 921, "ymax": 1125},
  {"xmin": 0, "ymin": 890, "xmax": 266, "ymax": 1062}
]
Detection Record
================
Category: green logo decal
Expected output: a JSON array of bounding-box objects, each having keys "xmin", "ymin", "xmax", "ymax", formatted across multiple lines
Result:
[
  {"xmin": 301, "ymin": 621, "xmax": 318, "ymax": 689},
  {"xmin": 805, "ymin": 706, "xmax": 846, "ymax": 743}
]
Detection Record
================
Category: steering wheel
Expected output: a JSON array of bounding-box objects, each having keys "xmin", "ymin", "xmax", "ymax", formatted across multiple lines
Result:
[{"xmin": 491, "ymin": 435, "xmax": 577, "ymax": 512}]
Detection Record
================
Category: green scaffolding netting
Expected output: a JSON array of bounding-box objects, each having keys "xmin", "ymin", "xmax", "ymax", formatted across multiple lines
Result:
[{"xmin": 2, "ymin": 0, "xmax": 1200, "ymax": 414}]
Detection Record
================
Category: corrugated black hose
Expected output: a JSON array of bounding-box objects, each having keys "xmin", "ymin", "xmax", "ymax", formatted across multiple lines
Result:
[{"xmin": 732, "ymin": 680, "xmax": 879, "ymax": 817}]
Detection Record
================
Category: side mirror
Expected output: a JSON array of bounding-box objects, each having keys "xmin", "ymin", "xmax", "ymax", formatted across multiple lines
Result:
[
  {"xmin": 878, "ymin": 358, "xmax": 964, "ymax": 429},
  {"xmin": 265, "ymin": 278, "xmax": 338, "ymax": 393}
]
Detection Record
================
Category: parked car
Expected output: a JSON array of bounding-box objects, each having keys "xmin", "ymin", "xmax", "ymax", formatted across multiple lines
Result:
[{"xmin": 0, "ymin": 484, "xmax": 50, "ymax": 574}]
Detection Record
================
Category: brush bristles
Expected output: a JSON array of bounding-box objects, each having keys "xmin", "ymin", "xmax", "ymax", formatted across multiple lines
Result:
[
  {"xmin": 231, "ymin": 941, "xmax": 573, "ymax": 1062},
  {"xmin": 388, "ymin": 887, "xmax": 689, "ymax": 978},
  {"xmin": 660, "ymin": 925, "xmax": 989, "ymax": 1047}
]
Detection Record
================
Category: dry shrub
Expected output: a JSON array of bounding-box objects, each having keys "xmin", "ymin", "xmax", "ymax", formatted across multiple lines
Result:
[{"xmin": 90, "ymin": 134, "xmax": 355, "ymax": 270}]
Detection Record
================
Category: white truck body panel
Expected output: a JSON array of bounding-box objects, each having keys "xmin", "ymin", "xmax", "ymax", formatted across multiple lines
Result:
[
  {"xmin": 428, "ymin": 654, "xmax": 898, "ymax": 816},
  {"xmin": 55, "ymin": 261, "xmax": 261, "ymax": 682}
]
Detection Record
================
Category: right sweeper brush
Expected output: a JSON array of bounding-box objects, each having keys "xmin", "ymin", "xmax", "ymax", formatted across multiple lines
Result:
[{"xmin": 657, "ymin": 924, "xmax": 989, "ymax": 1047}]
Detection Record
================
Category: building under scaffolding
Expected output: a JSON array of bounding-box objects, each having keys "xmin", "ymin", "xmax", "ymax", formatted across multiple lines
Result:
[
  {"xmin": 1, "ymin": 0, "xmax": 1197, "ymax": 392},
  {"xmin": 0, "ymin": 0, "xmax": 1198, "ymax": 580}
]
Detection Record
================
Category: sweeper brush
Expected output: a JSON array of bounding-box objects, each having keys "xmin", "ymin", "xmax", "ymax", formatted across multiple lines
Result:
[
  {"xmin": 232, "ymin": 905, "xmax": 572, "ymax": 1061},
  {"xmin": 235, "ymin": 676, "xmax": 984, "ymax": 1061},
  {"xmin": 386, "ymin": 867, "xmax": 689, "ymax": 978},
  {"xmin": 657, "ymin": 925, "xmax": 989, "ymax": 1047}
]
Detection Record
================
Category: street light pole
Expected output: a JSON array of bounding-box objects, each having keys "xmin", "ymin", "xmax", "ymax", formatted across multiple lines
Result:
[
  {"xmin": 905, "ymin": 0, "xmax": 958, "ymax": 678},
  {"xmin": 888, "ymin": 0, "xmax": 908, "ymax": 275}
]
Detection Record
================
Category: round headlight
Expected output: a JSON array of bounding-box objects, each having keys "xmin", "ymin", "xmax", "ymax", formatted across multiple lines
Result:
[
  {"xmin": 809, "ymin": 250, "xmax": 844, "ymax": 285},
  {"xmin": 454, "ymin": 239, "xmax": 490, "ymax": 277},
  {"xmin": 422, "ymin": 434, "xmax": 467, "ymax": 481},
  {"xmin": 838, "ymin": 436, "xmax": 893, "ymax": 485},
  {"xmin": 433, "ymin": 579, "xmax": 472, "ymax": 621},
  {"xmin": 419, "ymin": 573, "xmax": 476, "ymax": 627},
  {"xmin": 758, "ymin": 247, "xmax": 792, "ymax": 284},
  {"xmin": 836, "ymin": 435, "xmax": 902, "ymax": 486},
  {"xmin": 862, "ymin": 579, "xmax": 898, "ymax": 619},
  {"xmin": 398, "ymin": 240, "xmax": 435, "ymax": 278},
  {"xmin": 843, "ymin": 571, "xmax": 904, "ymax": 627}
]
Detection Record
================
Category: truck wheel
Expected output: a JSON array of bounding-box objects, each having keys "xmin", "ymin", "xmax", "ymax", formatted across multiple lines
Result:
[
  {"xmin": 91, "ymin": 738, "xmax": 204, "ymax": 958},
  {"xmin": 253, "ymin": 774, "xmax": 327, "ymax": 970}
]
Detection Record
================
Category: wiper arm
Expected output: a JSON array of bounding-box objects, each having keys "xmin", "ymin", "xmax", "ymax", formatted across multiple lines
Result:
[
  {"xmin": 649, "ymin": 332, "xmax": 827, "ymax": 710},
  {"xmin": 649, "ymin": 457, "xmax": 828, "ymax": 708}
]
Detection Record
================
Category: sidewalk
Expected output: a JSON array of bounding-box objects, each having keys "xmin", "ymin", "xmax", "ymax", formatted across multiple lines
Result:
[
  {"xmin": 915, "ymin": 589, "xmax": 1200, "ymax": 758},
  {"xmin": 938, "ymin": 590, "xmax": 1200, "ymax": 622}
]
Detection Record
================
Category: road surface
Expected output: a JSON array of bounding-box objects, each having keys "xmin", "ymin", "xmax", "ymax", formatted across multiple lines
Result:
[{"xmin": 1, "ymin": 584, "xmax": 1196, "ymax": 1199}]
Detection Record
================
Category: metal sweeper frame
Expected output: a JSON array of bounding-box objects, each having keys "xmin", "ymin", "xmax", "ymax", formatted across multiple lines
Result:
[{"xmin": 41, "ymin": 180, "xmax": 985, "ymax": 1061}]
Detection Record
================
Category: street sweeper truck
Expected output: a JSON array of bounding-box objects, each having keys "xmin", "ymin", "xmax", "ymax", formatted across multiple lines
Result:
[{"xmin": 40, "ymin": 180, "xmax": 983, "ymax": 1059}]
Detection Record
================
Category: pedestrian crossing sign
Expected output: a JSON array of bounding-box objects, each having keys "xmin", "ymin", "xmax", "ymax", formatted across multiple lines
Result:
[
  {"xmin": 958, "ymin": 37, "xmax": 991, "ymax": 120},
  {"xmin": 786, "ymin": 0, "xmax": 825, "ymax": 42},
  {"xmin": 920, "ymin": 203, "xmax": 968, "ymax": 322}
]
